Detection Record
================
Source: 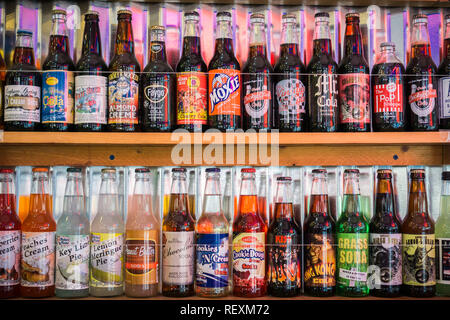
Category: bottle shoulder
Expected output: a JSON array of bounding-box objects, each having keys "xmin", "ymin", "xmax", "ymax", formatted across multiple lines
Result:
[
  {"xmin": 176, "ymin": 55, "xmax": 207, "ymax": 72},
  {"xmin": 76, "ymin": 54, "xmax": 108, "ymax": 72},
  {"xmin": 208, "ymin": 52, "xmax": 240, "ymax": 71},
  {"xmin": 306, "ymin": 54, "xmax": 338, "ymax": 73},
  {"xmin": 338, "ymin": 55, "xmax": 370, "ymax": 73},
  {"xmin": 401, "ymin": 213, "xmax": 435, "ymax": 234},
  {"xmin": 109, "ymin": 53, "xmax": 141, "ymax": 72},
  {"xmin": 42, "ymin": 54, "xmax": 75, "ymax": 71},
  {"xmin": 437, "ymin": 58, "xmax": 450, "ymax": 75},
  {"xmin": 143, "ymin": 61, "xmax": 174, "ymax": 73},
  {"xmin": 274, "ymin": 54, "xmax": 305, "ymax": 73},
  {"xmin": 243, "ymin": 56, "xmax": 273, "ymax": 73},
  {"xmin": 406, "ymin": 56, "xmax": 438, "ymax": 74}
]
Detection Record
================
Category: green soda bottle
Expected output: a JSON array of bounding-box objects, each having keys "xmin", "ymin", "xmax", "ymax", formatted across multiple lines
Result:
[{"xmin": 436, "ymin": 171, "xmax": 450, "ymax": 296}]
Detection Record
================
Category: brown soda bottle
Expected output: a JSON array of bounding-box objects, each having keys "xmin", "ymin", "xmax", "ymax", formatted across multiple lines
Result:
[
  {"xmin": 402, "ymin": 169, "xmax": 436, "ymax": 297},
  {"xmin": 438, "ymin": 14, "xmax": 450, "ymax": 130},
  {"xmin": 4, "ymin": 30, "xmax": 41, "ymax": 131},
  {"xmin": 0, "ymin": 49, "xmax": 6, "ymax": 129},
  {"xmin": 21, "ymin": 168, "xmax": 56, "ymax": 298},
  {"xmin": 338, "ymin": 13, "xmax": 370, "ymax": 132},
  {"xmin": 108, "ymin": 9, "xmax": 141, "ymax": 132}
]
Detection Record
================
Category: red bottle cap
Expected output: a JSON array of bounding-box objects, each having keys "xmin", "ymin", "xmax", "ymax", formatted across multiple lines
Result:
[
  {"xmin": 32, "ymin": 167, "xmax": 49, "ymax": 173},
  {"xmin": 0, "ymin": 168, "xmax": 14, "ymax": 174},
  {"xmin": 241, "ymin": 168, "xmax": 256, "ymax": 173}
]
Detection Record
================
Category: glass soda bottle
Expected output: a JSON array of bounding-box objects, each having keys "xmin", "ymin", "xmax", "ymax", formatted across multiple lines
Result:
[
  {"xmin": 304, "ymin": 169, "xmax": 336, "ymax": 297},
  {"xmin": 41, "ymin": 9, "xmax": 75, "ymax": 132},
  {"xmin": 208, "ymin": 11, "xmax": 241, "ymax": 131},
  {"xmin": 267, "ymin": 176, "xmax": 301, "ymax": 297},
  {"xmin": 368, "ymin": 169, "xmax": 402, "ymax": 297},
  {"xmin": 232, "ymin": 168, "xmax": 267, "ymax": 297},
  {"xmin": 4, "ymin": 30, "xmax": 41, "ymax": 131},
  {"xmin": 438, "ymin": 14, "xmax": 450, "ymax": 130},
  {"xmin": 75, "ymin": 11, "xmax": 108, "ymax": 132},
  {"xmin": 242, "ymin": 13, "xmax": 273, "ymax": 131},
  {"xmin": 141, "ymin": 26, "xmax": 175, "ymax": 132},
  {"xmin": 0, "ymin": 52, "xmax": 5, "ymax": 129},
  {"xmin": 21, "ymin": 168, "xmax": 56, "ymax": 298},
  {"xmin": 436, "ymin": 171, "xmax": 450, "ymax": 296},
  {"xmin": 196, "ymin": 168, "xmax": 229, "ymax": 297},
  {"xmin": 176, "ymin": 11, "xmax": 208, "ymax": 132},
  {"xmin": 55, "ymin": 167, "xmax": 90, "ymax": 298},
  {"xmin": 222, "ymin": 171, "xmax": 233, "ymax": 224},
  {"xmin": 108, "ymin": 9, "xmax": 141, "ymax": 132},
  {"xmin": 90, "ymin": 168, "xmax": 124, "ymax": 297},
  {"xmin": 402, "ymin": 169, "xmax": 436, "ymax": 297},
  {"xmin": 338, "ymin": 13, "xmax": 370, "ymax": 132},
  {"xmin": 258, "ymin": 171, "xmax": 269, "ymax": 226},
  {"xmin": 0, "ymin": 169, "xmax": 21, "ymax": 298},
  {"xmin": 188, "ymin": 170, "xmax": 197, "ymax": 221},
  {"xmin": 273, "ymin": 14, "xmax": 308, "ymax": 132},
  {"xmin": 336, "ymin": 169, "xmax": 369, "ymax": 297},
  {"xmin": 162, "ymin": 168, "xmax": 195, "ymax": 297},
  {"xmin": 406, "ymin": 14, "xmax": 438, "ymax": 131},
  {"xmin": 125, "ymin": 168, "xmax": 159, "ymax": 297},
  {"xmin": 371, "ymin": 43, "xmax": 407, "ymax": 131},
  {"xmin": 307, "ymin": 12, "xmax": 338, "ymax": 132}
]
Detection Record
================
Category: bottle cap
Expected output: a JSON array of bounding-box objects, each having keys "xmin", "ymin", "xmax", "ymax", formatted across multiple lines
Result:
[
  {"xmin": 85, "ymin": 11, "xmax": 99, "ymax": 19},
  {"xmin": 314, "ymin": 12, "xmax": 330, "ymax": 23},
  {"xmin": 241, "ymin": 168, "xmax": 256, "ymax": 173},
  {"xmin": 151, "ymin": 25, "xmax": 165, "ymax": 31},
  {"xmin": 377, "ymin": 169, "xmax": 392, "ymax": 179},
  {"xmin": 413, "ymin": 14, "xmax": 428, "ymax": 24},
  {"xmin": 345, "ymin": 12, "xmax": 360, "ymax": 20},
  {"xmin": 250, "ymin": 13, "xmax": 265, "ymax": 24},
  {"xmin": 205, "ymin": 168, "xmax": 221, "ymax": 173},
  {"xmin": 52, "ymin": 9, "xmax": 67, "ymax": 17},
  {"xmin": 276, "ymin": 176, "xmax": 292, "ymax": 181},
  {"xmin": 344, "ymin": 168, "xmax": 360, "ymax": 174},
  {"xmin": 380, "ymin": 42, "xmax": 395, "ymax": 50},
  {"xmin": 184, "ymin": 11, "xmax": 200, "ymax": 22},
  {"xmin": 172, "ymin": 167, "xmax": 187, "ymax": 173},
  {"xmin": 410, "ymin": 168, "xmax": 425, "ymax": 179},
  {"xmin": 67, "ymin": 167, "xmax": 82, "ymax": 173},
  {"xmin": 33, "ymin": 167, "xmax": 49, "ymax": 173},
  {"xmin": 217, "ymin": 11, "xmax": 232, "ymax": 22},
  {"xmin": 0, "ymin": 168, "xmax": 14, "ymax": 174},
  {"xmin": 101, "ymin": 168, "xmax": 116, "ymax": 174},
  {"xmin": 118, "ymin": 9, "xmax": 132, "ymax": 17},
  {"xmin": 442, "ymin": 171, "xmax": 450, "ymax": 181},
  {"xmin": 135, "ymin": 167, "xmax": 150, "ymax": 173},
  {"xmin": 17, "ymin": 29, "xmax": 33, "ymax": 37},
  {"xmin": 312, "ymin": 168, "xmax": 327, "ymax": 174},
  {"xmin": 282, "ymin": 13, "xmax": 297, "ymax": 24}
]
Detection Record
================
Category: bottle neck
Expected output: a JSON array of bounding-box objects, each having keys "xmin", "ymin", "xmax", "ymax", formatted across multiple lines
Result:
[
  {"xmin": 249, "ymin": 23, "xmax": 266, "ymax": 50},
  {"xmin": 49, "ymin": 18, "xmax": 69, "ymax": 55},
  {"xmin": 82, "ymin": 19, "xmax": 102, "ymax": 56},
  {"xmin": 169, "ymin": 173, "xmax": 189, "ymax": 214},
  {"xmin": 182, "ymin": 35, "xmax": 201, "ymax": 56},
  {"xmin": 375, "ymin": 178, "xmax": 395, "ymax": 218},
  {"xmin": 214, "ymin": 38, "xmax": 234, "ymax": 56},
  {"xmin": 13, "ymin": 47, "xmax": 35, "ymax": 66},
  {"xmin": 407, "ymin": 179, "xmax": 429, "ymax": 217},
  {"xmin": 309, "ymin": 176, "xmax": 329, "ymax": 215},
  {"xmin": 130, "ymin": 175, "xmax": 153, "ymax": 218},
  {"xmin": 280, "ymin": 43, "xmax": 299, "ymax": 57},
  {"xmin": 445, "ymin": 24, "xmax": 450, "ymax": 59},
  {"xmin": 30, "ymin": 173, "xmax": 52, "ymax": 216},
  {"xmin": 274, "ymin": 181, "xmax": 292, "ymax": 220},
  {"xmin": 280, "ymin": 22, "xmax": 297, "ymax": 46},
  {"xmin": 249, "ymin": 44, "xmax": 267, "ymax": 58},
  {"xmin": 344, "ymin": 22, "xmax": 364, "ymax": 56},
  {"xmin": 63, "ymin": 174, "xmax": 85, "ymax": 217},
  {"xmin": 216, "ymin": 20, "xmax": 232, "ymax": 40},
  {"xmin": 0, "ymin": 175, "xmax": 16, "ymax": 214},
  {"xmin": 201, "ymin": 175, "xmax": 222, "ymax": 217},
  {"xmin": 149, "ymin": 41, "xmax": 168, "ymax": 62},
  {"xmin": 98, "ymin": 175, "xmax": 120, "ymax": 217},
  {"xmin": 115, "ymin": 19, "xmax": 134, "ymax": 55},
  {"xmin": 238, "ymin": 174, "xmax": 258, "ymax": 215},
  {"xmin": 313, "ymin": 39, "xmax": 332, "ymax": 56},
  {"xmin": 342, "ymin": 175, "xmax": 361, "ymax": 214},
  {"xmin": 441, "ymin": 180, "xmax": 450, "ymax": 196}
]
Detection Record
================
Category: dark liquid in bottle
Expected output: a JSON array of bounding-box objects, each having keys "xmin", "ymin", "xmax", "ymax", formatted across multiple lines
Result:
[{"xmin": 438, "ymin": 38, "xmax": 450, "ymax": 130}]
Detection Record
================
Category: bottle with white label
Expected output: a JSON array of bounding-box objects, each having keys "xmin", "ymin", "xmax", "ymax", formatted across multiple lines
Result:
[
  {"xmin": 90, "ymin": 168, "xmax": 124, "ymax": 297},
  {"xmin": 438, "ymin": 14, "xmax": 450, "ymax": 130},
  {"xmin": 55, "ymin": 168, "xmax": 90, "ymax": 298},
  {"xmin": 436, "ymin": 171, "xmax": 450, "ymax": 296}
]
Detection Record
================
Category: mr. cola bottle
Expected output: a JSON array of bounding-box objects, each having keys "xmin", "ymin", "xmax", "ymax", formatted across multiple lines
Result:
[
  {"xmin": 141, "ymin": 26, "xmax": 175, "ymax": 132},
  {"xmin": 307, "ymin": 12, "xmax": 338, "ymax": 132},
  {"xmin": 371, "ymin": 43, "xmax": 407, "ymax": 131},
  {"xmin": 274, "ymin": 14, "xmax": 307, "ymax": 132},
  {"xmin": 338, "ymin": 13, "xmax": 370, "ymax": 132},
  {"xmin": 41, "ymin": 9, "xmax": 75, "ymax": 132},
  {"xmin": 406, "ymin": 14, "xmax": 438, "ymax": 131},
  {"xmin": 242, "ymin": 13, "xmax": 273, "ymax": 131},
  {"xmin": 438, "ymin": 14, "xmax": 450, "ymax": 130},
  {"xmin": 208, "ymin": 11, "xmax": 241, "ymax": 131}
]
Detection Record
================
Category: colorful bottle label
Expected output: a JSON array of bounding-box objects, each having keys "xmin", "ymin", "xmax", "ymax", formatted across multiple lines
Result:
[
  {"xmin": 436, "ymin": 238, "xmax": 450, "ymax": 284},
  {"xmin": 337, "ymin": 232, "xmax": 369, "ymax": 288},
  {"xmin": 125, "ymin": 230, "xmax": 159, "ymax": 286},
  {"xmin": 402, "ymin": 234, "xmax": 436, "ymax": 286},
  {"xmin": 42, "ymin": 70, "xmax": 74, "ymax": 124},
  {"xmin": 4, "ymin": 85, "xmax": 41, "ymax": 123},
  {"xmin": 232, "ymin": 232, "xmax": 265, "ymax": 289},
  {"xmin": 196, "ymin": 233, "xmax": 229, "ymax": 288},
  {"xmin": 243, "ymin": 78, "xmax": 271, "ymax": 120},
  {"xmin": 55, "ymin": 234, "xmax": 90, "ymax": 290},
  {"xmin": 90, "ymin": 232, "xmax": 124, "ymax": 288},
  {"xmin": 0, "ymin": 230, "xmax": 21, "ymax": 286},
  {"xmin": 162, "ymin": 231, "xmax": 195, "ymax": 285},
  {"xmin": 439, "ymin": 77, "xmax": 450, "ymax": 119},
  {"xmin": 374, "ymin": 83, "xmax": 404, "ymax": 114},
  {"xmin": 275, "ymin": 78, "xmax": 306, "ymax": 118},
  {"xmin": 176, "ymin": 72, "xmax": 207, "ymax": 125},
  {"xmin": 368, "ymin": 233, "xmax": 402, "ymax": 287},
  {"xmin": 339, "ymin": 73, "xmax": 370, "ymax": 124},
  {"xmin": 309, "ymin": 74, "xmax": 338, "ymax": 118},
  {"xmin": 21, "ymin": 231, "xmax": 55, "ymax": 287},
  {"xmin": 208, "ymin": 69, "xmax": 241, "ymax": 117},
  {"xmin": 143, "ymin": 76, "xmax": 171, "ymax": 124},
  {"xmin": 108, "ymin": 71, "xmax": 139, "ymax": 125},
  {"xmin": 304, "ymin": 232, "xmax": 336, "ymax": 287},
  {"xmin": 74, "ymin": 75, "xmax": 107, "ymax": 125},
  {"xmin": 407, "ymin": 78, "xmax": 437, "ymax": 117}
]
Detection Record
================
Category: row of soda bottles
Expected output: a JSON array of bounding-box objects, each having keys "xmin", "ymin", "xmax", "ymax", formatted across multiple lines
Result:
[
  {"xmin": 0, "ymin": 165, "xmax": 449, "ymax": 299},
  {"xmin": 1, "ymin": 8, "xmax": 450, "ymax": 133}
]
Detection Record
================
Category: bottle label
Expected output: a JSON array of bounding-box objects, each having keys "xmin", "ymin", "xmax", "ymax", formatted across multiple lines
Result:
[
  {"xmin": 108, "ymin": 71, "xmax": 139, "ymax": 125},
  {"xmin": 42, "ymin": 70, "xmax": 74, "ymax": 124},
  {"xmin": 55, "ymin": 234, "xmax": 90, "ymax": 290},
  {"xmin": 90, "ymin": 232, "xmax": 124, "ymax": 288},
  {"xmin": 74, "ymin": 75, "xmax": 107, "ymax": 125},
  {"xmin": 374, "ymin": 83, "xmax": 404, "ymax": 114},
  {"xmin": 368, "ymin": 233, "xmax": 402, "ymax": 287},
  {"xmin": 338, "ymin": 73, "xmax": 370, "ymax": 124},
  {"xmin": 439, "ymin": 77, "xmax": 450, "ymax": 119},
  {"xmin": 243, "ymin": 78, "xmax": 271, "ymax": 119},
  {"xmin": 407, "ymin": 79, "xmax": 437, "ymax": 117},
  {"xmin": 21, "ymin": 231, "xmax": 55, "ymax": 287},
  {"xmin": 196, "ymin": 233, "xmax": 229, "ymax": 288},
  {"xmin": 337, "ymin": 233, "xmax": 369, "ymax": 288},
  {"xmin": 436, "ymin": 238, "xmax": 450, "ymax": 284},
  {"xmin": 304, "ymin": 232, "xmax": 336, "ymax": 287},
  {"xmin": 4, "ymin": 85, "xmax": 41, "ymax": 123},
  {"xmin": 143, "ymin": 75, "xmax": 171, "ymax": 124},
  {"xmin": 125, "ymin": 230, "xmax": 159, "ymax": 286},
  {"xmin": 162, "ymin": 231, "xmax": 195, "ymax": 285},
  {"xmin": 208, "ymin": 69, "xmax": 241, "ymax": 116},
  {"xmin": 232, "ymin": 232, "xmax": 265, "ymax": 289},
  {"xmin": 275, "ymin": 78, "xmax": 306, "ymax": 118},
  {"xmin": 0, "ymin": 230, "xmax": 21, "ymax": 287},
  {"xmin": 309, "ymin": 74, "xmax": 338, "ymax": 117},
  {"xmin": 176, "ymin": 72, "xmax": 207, "ymax": 125},
  {"xmin": 402, "ymin": 234, "xmax": 436, "ymax": 286}
]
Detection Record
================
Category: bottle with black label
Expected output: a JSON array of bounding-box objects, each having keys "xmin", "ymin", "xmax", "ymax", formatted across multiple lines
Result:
[
  {"xmin": 438, "ymin": 14, "xmax": 450, "ymax": 130},
  {"xmin": 436, "ymin": 171, "xmax": 450, "ymax": 296}
]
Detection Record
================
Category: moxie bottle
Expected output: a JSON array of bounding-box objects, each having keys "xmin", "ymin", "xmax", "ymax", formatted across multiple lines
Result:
[
  {"xmin": 307, "ymin": 12, "xmax": 338, "ymax": 132},
  {"xmin": 108, "ymin": 10, "xmax": 141, "ymax": 132},
  {"xmin": 338, "ymin": 13, "xmax": 370, "ymax": 132},
  {"xmin": 176, "ymin": 11, "xmax": 208, "ymax": 132},
  {"xmin": 75, "ymin": 11, "xmax": 108, "ymax": 132},
  {"xmin": 371, "ymin": 43, "xmax": 407, "ymax": 131},
  {"xmin": 55, "ymin": 168, "xmax": 90, "ymax": 298},
  {"xmin": 304, "ymin": 169, "xmax": 336, "ymax": 297},
  {"xmin": 438, "ymin": 14, "xmax": 450, "ymax": 130},
  {"xmin": 140, "ymin": 26, "xmax": 175, "ymax": 132},
  {"xmin": 41, "ymin": 9, "xmax": 75, "ymax": 132},
  {"xmin": 242, "ymin": 13, "xmax": 273, "ymax": 131},
  {"xmin": 0, "ymin": 169, "xmax": 21, "ymax": 298},
  {"xmin": 406, "ymin": 14, "xmax": 438, "ymax": 131},
  {"xmin": 21, "ymin": 168, "xmax": 56, "ymax": 298},
  {"xmin": 274, "ymin": 14, "xmax": 308, "ymax": 132},
  {"xmin": 436, "ymin": 171, "xmax": 450, "ymax": 296},
  {"xmin": 208, "ymin": 11, "xmax": 241, "ymax": 131}
]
